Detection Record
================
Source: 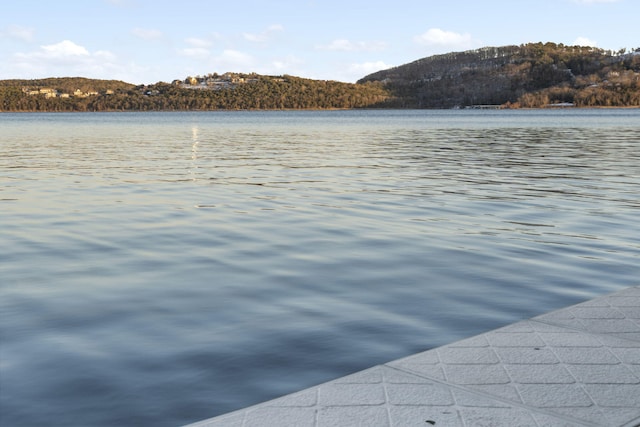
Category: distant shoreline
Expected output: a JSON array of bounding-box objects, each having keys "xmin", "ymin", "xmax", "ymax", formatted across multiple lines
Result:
[{"xmin": 2, "ymin": 106, "xmax": 639, "ymax": 114}]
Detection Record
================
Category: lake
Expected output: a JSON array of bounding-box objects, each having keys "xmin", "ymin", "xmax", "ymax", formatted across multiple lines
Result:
[{"xmin": 1, "ymin": 109, "xmax": 639, "ymax": 426}]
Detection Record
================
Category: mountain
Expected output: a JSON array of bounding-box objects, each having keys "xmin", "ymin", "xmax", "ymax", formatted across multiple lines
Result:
[{"xmin": 358, "ymin": 42, "xmax": 640, "ymax": 108}]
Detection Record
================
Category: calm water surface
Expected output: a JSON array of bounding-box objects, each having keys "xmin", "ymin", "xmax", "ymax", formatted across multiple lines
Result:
[{"xmin": 1, "ymin": 110, "xmax": 639, "ymax": 426}]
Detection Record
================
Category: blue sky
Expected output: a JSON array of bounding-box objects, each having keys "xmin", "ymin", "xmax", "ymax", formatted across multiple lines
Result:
[{"xmin": 1, "ymin": 0, "xmax": 638, "ymax": 84}]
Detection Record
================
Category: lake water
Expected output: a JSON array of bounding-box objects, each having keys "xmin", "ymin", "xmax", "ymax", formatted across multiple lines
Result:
[{"xmin": 1, "ymin": 109, "xmax": 639, "ymax": 426}]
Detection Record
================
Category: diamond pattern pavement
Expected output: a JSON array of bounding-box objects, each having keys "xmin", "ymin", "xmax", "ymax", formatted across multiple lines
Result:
[{"xmin": 186, "ymin": 286, "xmax": 640, "ymax": 427}]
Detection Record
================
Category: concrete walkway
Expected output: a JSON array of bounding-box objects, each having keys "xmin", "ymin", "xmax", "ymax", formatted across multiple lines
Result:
[{"xmin": 186, "ymin": 286, "xmax": 640, "ymax": 427}]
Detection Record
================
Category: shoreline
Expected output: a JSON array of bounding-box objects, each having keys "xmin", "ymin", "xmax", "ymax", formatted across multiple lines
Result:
[{"xmin": 2, "ymin": 106, "xmax": 639, "ymax": 113}]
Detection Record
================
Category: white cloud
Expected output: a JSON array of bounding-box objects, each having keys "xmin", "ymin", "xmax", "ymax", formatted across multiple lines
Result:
[
  {"xmin": 317, "ymin": 39, "xmax": 388, "ymax": 52},
  {"xmin": 38, "ymin": 40, "xmax": 89, "ymax": 57},
  {"xmin": 10, "ymin": 40, "xmax": 133, "ymax": 80},
  {"xmin": 243, "ymin": 24, "xmax": 284, "ymax": 43},
  {"xmin": 3, "ymin": 25, "xmax": 35, "ymax": 42},
  {"xmin": 348, "ymin": 61, "xmax": 391, "ymax": 76},
  {"xmin": 413, "ymin": 28, "xmax": 474, "ymax": 49},
  {"xmin": 573, "ymin": 36, "xmax": 598, "ymax": 46},
  {"xmin": 131, "ymin": 28, "xmax": 163, "ymax": 41}
]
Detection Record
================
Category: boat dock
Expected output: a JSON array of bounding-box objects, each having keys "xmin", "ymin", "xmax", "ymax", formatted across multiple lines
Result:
[{"xmin": 186, "ymin": 286, "xmax": 640, "ymax": 426}]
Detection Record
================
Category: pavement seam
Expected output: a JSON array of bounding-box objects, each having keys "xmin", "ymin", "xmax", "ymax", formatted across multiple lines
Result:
[
  {"xmin": 530, "ymin": 317, "xmax": 640, "ymax": 344},
  {"xmin": 382, "ymin": 363, "xmax": 598, "ymax": 426},
  {"xmin": 622, "ymin": 415, "xmax": 640, "ymax": 427}
]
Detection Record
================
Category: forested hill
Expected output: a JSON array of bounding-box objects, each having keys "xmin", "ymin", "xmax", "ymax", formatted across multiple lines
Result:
[
  {"xmin": 0, "ymin": 75, "xmax": 389, "ymax": 112},
  {"xmin": 0, "ymin": 77, "xmax": 134, "ymax": 94},
  {"xmin": 1, "ymin": 42, "xmax": 639, "ymax": 111},
  {"xmin": 358, "ymin": 42, "xmax": 640, "ymax": 108}
]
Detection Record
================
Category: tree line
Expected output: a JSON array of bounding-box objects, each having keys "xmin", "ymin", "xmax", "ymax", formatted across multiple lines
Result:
[{"xmin": 0, "ymin": 75, "xmax": 391, "ymax": 112}]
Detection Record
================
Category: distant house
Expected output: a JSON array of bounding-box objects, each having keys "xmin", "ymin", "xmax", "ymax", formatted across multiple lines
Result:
[
  {"xmin": 23, "ymin": 88, "xmax": 64, "ymax": 97},
  {"xmin": 30, "ymin": 88, "xmax": 59, "ymax": 98},
  {"xmin": 72, "ymin": 89, "xmax": 97, "ymax": 98}
]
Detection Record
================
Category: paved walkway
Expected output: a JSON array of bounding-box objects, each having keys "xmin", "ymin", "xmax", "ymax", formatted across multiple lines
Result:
[{"xmin": 186, "ymin": 286, "xmax": 640, "ymax": 427}]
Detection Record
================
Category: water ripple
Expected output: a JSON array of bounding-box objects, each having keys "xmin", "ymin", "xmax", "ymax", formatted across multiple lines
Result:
[{"xmin": 1, "ymin": 110, "xmax": 639, "ymax": 426}]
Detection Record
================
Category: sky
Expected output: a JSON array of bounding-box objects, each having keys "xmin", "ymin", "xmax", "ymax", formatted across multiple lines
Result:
[{"xmin": 1, "ymin": 0, "xmax": 638, "ymax": 84}]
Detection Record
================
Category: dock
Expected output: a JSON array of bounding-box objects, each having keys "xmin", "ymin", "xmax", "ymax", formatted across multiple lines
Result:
[{"xmin": 185, "ymin": 286, "xmax": 640, "ymax": 426}]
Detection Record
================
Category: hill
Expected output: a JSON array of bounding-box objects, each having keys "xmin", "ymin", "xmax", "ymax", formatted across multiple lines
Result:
[
  {"xmin": 0, "ymin": 77, "xmax": 136, "ymax": 111},
  {"xmin": 358, "ymin": 42, "xmax": 640, "ymax": 108},
  {"xmin": 0, "ymin": 77, "xmax": 135, "ymax": 94},
  {"xmin": 2, "ymin": 43, "xmax": 639, "ymax": 111},
  {"xmin": 0, "ymin": 74, "xmax": 389, "ymax": 112}
]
